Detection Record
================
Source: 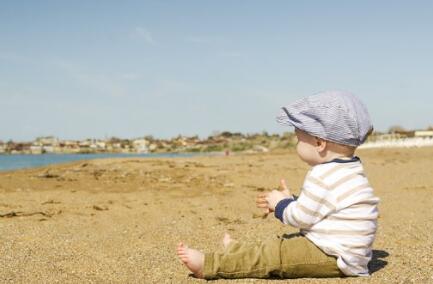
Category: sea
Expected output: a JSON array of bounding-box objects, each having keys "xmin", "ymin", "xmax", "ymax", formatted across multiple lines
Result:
[{"xmin": 0, "ymin": 152, "xmax": 208, "ymax": 172}]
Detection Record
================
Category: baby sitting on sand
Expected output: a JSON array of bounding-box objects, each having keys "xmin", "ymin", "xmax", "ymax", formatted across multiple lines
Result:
[{"xmin": 177, "ymin": 91, "xmax": 379, "ymax": 279}]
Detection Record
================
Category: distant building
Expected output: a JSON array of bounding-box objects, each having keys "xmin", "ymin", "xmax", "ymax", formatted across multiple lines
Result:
[
  {"xmin": 79, "ymin": 140, "xmax": 91, "ymax": 147},
  {"xmin": 414, "ymin": 130, "xmax": 433, "ymax": 137},
  {"xmin": 42, "ymin": 145, "xmax": 55, "ymax": 153},
  {"xmin": 112, "ymin": 143, "xmax": 122, "ymax": 151},
  {"xmin": 78, "ymin": 139, "xmax": 93, "ymax": 153},
  {"xmin": 30, "ymin": 144, "xmax": 43, "ymax": 154},
  {"xmin": 88, "ymin": 140, "xmax": 107, "ymax": 152},
  {"xmin": 34, "ymin": 136, "xmax": 59, "ymax": 153},
  {"xmin": 149, "ymin": 143, "xmax": 157, "ymax": 152},
  {"xmin": 60, "ymin": 140, "xmax": 80, "ymax": 153},
  {"xmin": 133, "ymin": 139, "xmax": 149, "ymax": 153},
  {"xmin": 36, "ymin": 136, "xmax": 59, "ymax": 146},
  {"xmin": 392, "ymin": 130, "xmax": 415, "ymax": 138},
  {"xmin": 9, "ymin": 142, "xmax": 31, "ymax": 154},
  {"xmin": 0, "ymin": 141, "xmax": 5, "ymax": 153},
  {"xmin": 96, "ymin": 141, "xmax": 106, "ymax": 150}
]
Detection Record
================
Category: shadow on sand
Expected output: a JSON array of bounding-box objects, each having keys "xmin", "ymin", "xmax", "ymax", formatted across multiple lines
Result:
[{"xmin": 368, "ymin": 250, "xmax": 389, "ymax": 274}]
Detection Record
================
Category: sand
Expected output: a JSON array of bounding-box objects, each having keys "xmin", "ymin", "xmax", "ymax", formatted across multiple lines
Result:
[{"xmin": 1, "ymin": 148, "xmax": 433, "ymax": 283}]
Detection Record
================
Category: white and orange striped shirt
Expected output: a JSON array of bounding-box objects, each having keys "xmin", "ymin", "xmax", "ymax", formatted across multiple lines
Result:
[{"xmin": 275, "ymin": 156, "xmax": 379, "ymax": 276}]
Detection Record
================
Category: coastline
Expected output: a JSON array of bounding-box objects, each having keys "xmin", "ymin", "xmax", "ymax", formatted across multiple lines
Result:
[{"xmin": 0, "ymin": 152, "xmax": 220, "ymax": 172}]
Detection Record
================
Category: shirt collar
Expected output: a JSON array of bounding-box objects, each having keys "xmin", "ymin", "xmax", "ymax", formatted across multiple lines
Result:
[{"xmin": 321, "ymin": 156, "xmax": 360, "ymax": 164}]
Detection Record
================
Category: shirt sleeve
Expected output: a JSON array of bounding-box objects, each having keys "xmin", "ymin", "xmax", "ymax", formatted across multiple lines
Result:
[{"xmin": 279, "ymin": 173, "xmax": 337, "ymax": 229}]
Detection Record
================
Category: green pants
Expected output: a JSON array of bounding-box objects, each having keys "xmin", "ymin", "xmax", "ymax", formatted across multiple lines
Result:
[{"xmin": 203, "ymin": 233, "xmax": 345, "ymax": 279}]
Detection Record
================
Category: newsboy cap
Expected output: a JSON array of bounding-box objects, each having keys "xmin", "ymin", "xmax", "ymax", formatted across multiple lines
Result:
[{"xmin": 276, "ymin": 91, "xmax": 373, "ymax": 146}]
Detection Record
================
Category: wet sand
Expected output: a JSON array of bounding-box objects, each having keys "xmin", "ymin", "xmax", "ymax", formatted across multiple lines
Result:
[{"xmin": 1, "ymin": 148, "xmax": 433, "ymax": 283}]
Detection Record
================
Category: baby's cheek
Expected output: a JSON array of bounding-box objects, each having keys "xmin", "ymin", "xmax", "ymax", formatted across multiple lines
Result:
[{"xmin": 296, "ymin": 144, "xmax": 306, "ymax": 158}]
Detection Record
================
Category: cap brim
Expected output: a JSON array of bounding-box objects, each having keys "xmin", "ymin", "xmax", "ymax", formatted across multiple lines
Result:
[{"xmin": 276, "ymin": 107, "xmax": 297, "ymax": 127}]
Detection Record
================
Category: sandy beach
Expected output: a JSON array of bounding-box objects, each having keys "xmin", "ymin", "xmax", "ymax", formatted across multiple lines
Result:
[{"xmin": 1, "ymin": 147, "xmax": 433, "ymax": 283}]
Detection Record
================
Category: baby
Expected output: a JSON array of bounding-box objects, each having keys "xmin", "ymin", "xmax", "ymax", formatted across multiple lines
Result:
[{"xmin": 177, "ymin": 91, "xmax": 379, "ymax": 279}]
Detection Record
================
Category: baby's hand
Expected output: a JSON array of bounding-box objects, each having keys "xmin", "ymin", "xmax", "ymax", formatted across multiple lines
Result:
[{"xmin": 256, "ymin": 179, "xmax": 293, "ymax": 213}]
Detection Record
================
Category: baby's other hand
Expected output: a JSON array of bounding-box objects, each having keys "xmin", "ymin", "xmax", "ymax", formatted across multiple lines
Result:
[{"xmin": 256, "ymin": 192, "xmax": 270, "ymax": 213}]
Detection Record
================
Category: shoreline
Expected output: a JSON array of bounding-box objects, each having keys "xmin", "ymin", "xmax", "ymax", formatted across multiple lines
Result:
[
  {"xmin": 0, "ymin": 151, "xmax": 225, "ymax": 172},
  {"xmin": 3, "ymin": 145, "xmax": 433, "ymax": 173}
]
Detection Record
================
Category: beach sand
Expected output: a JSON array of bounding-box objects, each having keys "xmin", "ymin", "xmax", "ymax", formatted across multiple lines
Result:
[{"xmin": 1, "ymin": 148, "xmax": 433, "ymax": 283}]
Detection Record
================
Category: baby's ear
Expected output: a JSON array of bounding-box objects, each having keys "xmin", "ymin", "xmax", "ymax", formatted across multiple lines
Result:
[{"xmin": 315, "ymin": 137, "xmax": 327, "ymax": 152}]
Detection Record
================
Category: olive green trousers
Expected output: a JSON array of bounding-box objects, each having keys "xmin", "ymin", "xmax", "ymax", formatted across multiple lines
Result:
[{"xmin": 203, "ymin": 234, "xmax": 344, "ymax": 279}]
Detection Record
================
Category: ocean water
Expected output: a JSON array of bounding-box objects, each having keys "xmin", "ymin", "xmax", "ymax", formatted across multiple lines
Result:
[{"xmin": 0, "ymin": 152, "xmax": 206, "ymax": 172}]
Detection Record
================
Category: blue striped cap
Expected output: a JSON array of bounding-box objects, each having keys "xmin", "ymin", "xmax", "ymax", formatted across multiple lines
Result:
[{"xmin": 276, "ymin": 91, "xmax": 373, "ymax": 146}]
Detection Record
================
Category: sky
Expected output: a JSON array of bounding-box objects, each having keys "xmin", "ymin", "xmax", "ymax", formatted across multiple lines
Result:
[{"xmin": 1, "ymin": 1, "xmax": 433, "ymax": 141}]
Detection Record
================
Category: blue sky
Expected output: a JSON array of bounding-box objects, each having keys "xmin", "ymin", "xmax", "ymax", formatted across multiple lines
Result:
[{"xmin": 1, "ymin": 1, "xmax": 432, "ymax": 141}]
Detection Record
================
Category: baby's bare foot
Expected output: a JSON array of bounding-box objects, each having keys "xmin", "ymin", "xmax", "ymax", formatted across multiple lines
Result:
[
  {"xmin": 222, "ymin": 232, "xmax": 234, "ymax": 249},
  {"xmin": 176, "ymin": 242, "xmax": 204, "ymax": 278}
]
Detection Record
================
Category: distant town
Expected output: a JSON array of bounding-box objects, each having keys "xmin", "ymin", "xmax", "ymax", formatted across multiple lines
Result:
[
  {"xmin": 0, "ymin": 132, "xmax": 293, "ymax": 155},
  {"xmin": 0, "ymin": 127, "xmax": 432, "ymax": 155}
]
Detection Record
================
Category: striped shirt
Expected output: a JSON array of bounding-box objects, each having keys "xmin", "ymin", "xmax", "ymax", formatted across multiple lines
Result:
[{"xmin": 276, "ymin": 157, "xmax": 379, "ymax": 276}]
